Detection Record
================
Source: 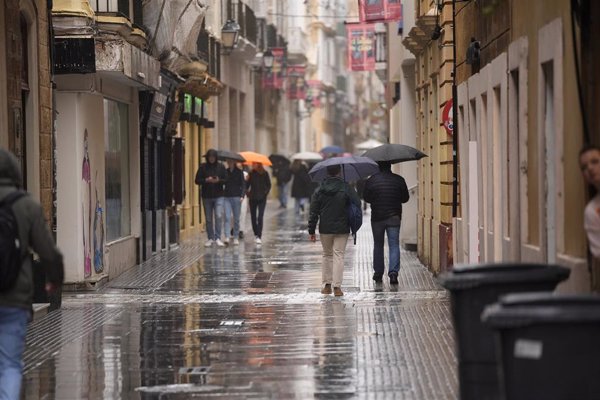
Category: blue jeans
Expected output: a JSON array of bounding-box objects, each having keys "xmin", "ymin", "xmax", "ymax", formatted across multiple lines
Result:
[
  {"xmin": 371, "ymin": 216, "xmax": 401, "ymax": 276},
  {"xmin": 0, "ymin": 307, "xmax": 29, "ymax": 400},
  {"xmin": 249, "ymin": 198, "xmax": 267, "ymax": 238},
  {"xmin": 277, "ymin": 183, "xmax": 288, "ymax": 207},
  {"xmin": 203, "ymin": 197, "xmax": 224, "ymax": 241},
  {"xmin": 294, "ymin": 197, "xmax": 308, "ymax": 214},
  {"xmin": 223, "ymin": 197, "xmax": 242, "ymax": 239}
]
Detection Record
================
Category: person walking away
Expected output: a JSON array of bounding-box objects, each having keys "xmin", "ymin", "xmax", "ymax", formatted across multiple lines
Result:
[
  {"xmin": 238, "ymin": 165, "xmax": 250, "ymax": 239},
  {"xmin": 274, "ymin": 163, "xmax": 292, "ymax": 209},
  {"xmin": 363, "ymin": 161, "xmax": 409, "ymax": 285},
  {"xmin": 291, "ymin": 160, "xmax": 312, "ymax": 215},
  {"xmin": 580, "ymin": 144, "xmax": 600, "ymax": 291},
  {"xmin": 195, "ymin": 149, "xmax": 227, "ymax": 247},
  {"xmin": 308, "ymin": 164, "xmax": 360, "ymax": 297},
  {"xmin": 246, "ymin": 163, "xmax": 271, "ymax": 244},
  {"xmin": 0, "ymin": 148, "xmax": 64, "ymax": 399},
  {"xmin": 223, "ymin": 160, "xmax": 245, "ymax": 245}
]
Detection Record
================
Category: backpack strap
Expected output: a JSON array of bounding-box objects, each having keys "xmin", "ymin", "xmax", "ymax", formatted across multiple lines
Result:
[{"xmin": 0, "ymin": 190, "xmax": 27, "ymax": 208}]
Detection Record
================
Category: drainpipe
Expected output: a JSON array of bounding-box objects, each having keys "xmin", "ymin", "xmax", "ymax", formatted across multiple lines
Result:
[
  {"xmin": 48, "ymin": 0, "xmax": 58, "ymax": 239},
  {"xmin": 451, "ymin": 0, "xmax": 458, "ymax": 218}
]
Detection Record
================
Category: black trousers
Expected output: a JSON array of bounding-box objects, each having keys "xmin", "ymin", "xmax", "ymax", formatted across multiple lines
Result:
[{"xmin": 249, "ymin": 198, "xmax": 267, "ymax": 238}]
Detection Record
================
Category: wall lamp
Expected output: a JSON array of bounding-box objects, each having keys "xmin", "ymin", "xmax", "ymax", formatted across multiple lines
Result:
[
  {"xmin": 221, "ymin": 19, "xmax": 240, "ymax": 55},
  {"xmin": 263, "ymin": 49, "xmax": 274, "ymax": 69}
]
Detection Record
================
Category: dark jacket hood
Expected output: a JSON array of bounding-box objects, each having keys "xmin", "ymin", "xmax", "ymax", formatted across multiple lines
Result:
[
  {"xmin": 0, "ymin": 148, "xmax": 22, "ymax": 187},
  {"xmin": 319, "ymin": 176, "xmax": 345, "ymax": 195},
  {"xmin": 205, "ymin": 149, "xmax": 218, "ymax": 164}
]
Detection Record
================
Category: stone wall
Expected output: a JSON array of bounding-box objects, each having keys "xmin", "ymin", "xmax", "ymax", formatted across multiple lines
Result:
[{"xmin": 3, "ymin": 0, "xmax": 54, "ymax": 222}]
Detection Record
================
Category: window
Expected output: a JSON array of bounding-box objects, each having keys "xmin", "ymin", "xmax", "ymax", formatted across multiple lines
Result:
[{"xmin": 104, "ymin": 99, "xmax": 131, "ymax": 241}]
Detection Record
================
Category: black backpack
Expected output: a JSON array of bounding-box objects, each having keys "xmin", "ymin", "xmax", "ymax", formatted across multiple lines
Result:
[{"xmin": 0, "ymin": 191, "xmax": 27, "ymax": 292}]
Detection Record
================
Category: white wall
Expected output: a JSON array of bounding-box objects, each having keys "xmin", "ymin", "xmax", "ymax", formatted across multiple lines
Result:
[{"xmin": 56, "ymin": 84, "xmax": 140, "ymax": 284}]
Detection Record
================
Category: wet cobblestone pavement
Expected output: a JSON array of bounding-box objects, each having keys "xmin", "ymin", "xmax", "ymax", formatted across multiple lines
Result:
[{"xmin": 21, "ymin": 205, "xmax": 457, "ymax": 399}]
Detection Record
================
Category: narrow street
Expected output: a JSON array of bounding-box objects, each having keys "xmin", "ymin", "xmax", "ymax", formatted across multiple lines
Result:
[{"xmin": 21, "ymin": 204, "xmax": 457, "ymax": 399}]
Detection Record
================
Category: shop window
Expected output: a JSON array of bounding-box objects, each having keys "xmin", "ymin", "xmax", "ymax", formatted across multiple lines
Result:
[{"xmin": 104, "ymin": 99, "xmax": 131, "ymax": 241}]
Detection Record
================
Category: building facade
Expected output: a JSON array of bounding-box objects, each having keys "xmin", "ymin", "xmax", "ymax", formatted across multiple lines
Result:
[
  {"xmin": 452, "ymin": 0, "xmax": 591, "ymax": 292},
  {"xmin": 1, "ymin": 0, "xmax": 54, "ymax": 224}
]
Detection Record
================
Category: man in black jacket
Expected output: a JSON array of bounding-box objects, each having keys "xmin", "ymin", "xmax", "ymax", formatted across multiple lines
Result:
[
  {"xmin": 0, "ymin": 148, "xmax": 64, "ymax": 398},
  {"xmin": 363, "ymin": 161, "xmax": 409, "ymax": 284},
  {"xmin": 195, "ymin": 149, "xmax": 228, "ymax": 247}
]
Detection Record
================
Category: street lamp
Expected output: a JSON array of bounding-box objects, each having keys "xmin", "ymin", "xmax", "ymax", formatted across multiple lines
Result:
[
  {"xmin": 221, "ymin": 19, "xmax": 240, "ymax": 54},
  {"xmin": 263, "ymin": 49, "xmax": 274, "ymax": 69}
]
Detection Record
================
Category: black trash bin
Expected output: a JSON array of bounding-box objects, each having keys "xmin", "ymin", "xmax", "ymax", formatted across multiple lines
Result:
[
  {"xmin": 482, "ymin": 293, "xmax": 600, "ymax": 400},
  {"xmin": 438, "ymin": 263, "xmax": 570, "ymax": 400}
]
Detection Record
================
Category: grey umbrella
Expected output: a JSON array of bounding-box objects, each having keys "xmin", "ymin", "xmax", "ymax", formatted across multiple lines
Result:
[
  {"xmin": 216, "ymin": 149, "xmax": 245, "ymax": 162},
  {"xmin": 308, "ymin": 156, "xmax": 379, "ymax": 182},
  {"xmin": 362, "ymin": 144, "xmax": 427, "ymax": 164}
]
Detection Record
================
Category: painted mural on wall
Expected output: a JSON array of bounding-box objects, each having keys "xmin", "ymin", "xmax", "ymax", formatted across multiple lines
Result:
[
  {"xmin": 82, "ymin": 130, "xmax": 105, "ymax": 278},
  {"xmin": 93, "ymin": 177, "xmax": 104, "ymax": 273},
  {"xmin": 82, "ymin": 130, "xmax": 92, "ymax": 278}
]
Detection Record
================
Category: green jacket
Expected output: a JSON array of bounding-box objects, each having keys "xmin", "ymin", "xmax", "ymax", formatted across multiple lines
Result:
[{"xmin": 308, "ymin": 177, "xmax": 360, "ymax": 235}]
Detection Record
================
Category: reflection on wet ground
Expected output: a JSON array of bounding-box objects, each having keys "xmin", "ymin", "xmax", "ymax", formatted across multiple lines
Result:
[{"xmin": 22, "ymin": 205, "xmax": 457, "ymax": 399}]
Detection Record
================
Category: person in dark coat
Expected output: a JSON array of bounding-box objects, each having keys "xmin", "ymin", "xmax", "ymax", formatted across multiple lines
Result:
[
  {"xmin": 246, "ymin": 163, "xmax": 271, "ymax": 244},
  {"xmin": 273, "ymin": 163, "xmax": 292, "ymax": 209},
  {"xmin": 223, "ymin": 160, "xmax": 246, "ymax": 245},
  {"xmin": 363, "ymin": 161, "xmax": 409, "ymax": 285},
  {"xmin": 195, "ymin": 149, "xmax": 228, "ymax": 247},
  {"xmin": 291, "ymin": 160, "xmax": 313, "ymax": 215},
  {"xmin": 308, "ymin": 164, "xmax": 360, "ymax": 297},
  {"xmin": 0, "ymin": 148, "xmax": 64, "ymax": 398}
]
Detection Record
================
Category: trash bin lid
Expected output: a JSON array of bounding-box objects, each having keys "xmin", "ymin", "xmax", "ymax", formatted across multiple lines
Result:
[
  {"xmin": 438, "ymin": 263, "xmax": 570, "ymax": 290},
  {"xmin": 482, "ymin": 293, "xmax": 600, "ymax": 328}
]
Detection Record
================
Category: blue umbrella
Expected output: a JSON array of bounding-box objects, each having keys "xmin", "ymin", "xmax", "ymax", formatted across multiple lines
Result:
[
  {"xmin": 308, "ymin": 156, "xmax": 379, "ymax": 182},
  {"xmin": 320, "ymin": 145, "xmax": 345, "ymax": 154}
]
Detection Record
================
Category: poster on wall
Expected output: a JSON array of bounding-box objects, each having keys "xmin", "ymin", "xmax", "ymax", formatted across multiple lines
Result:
[
  {"xmin": 346, "ymin": 23, "xmax": 376, "ymax": 71},
  {"xmin": 358, "ymin": 0, "xmax": 402, "ymax": 22},
  {"xmin": 262, "ymin": 47, "xmax": 286, "ymax": 89}
]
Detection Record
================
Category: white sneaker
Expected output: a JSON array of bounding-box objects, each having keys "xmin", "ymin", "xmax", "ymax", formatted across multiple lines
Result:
[
  {"xmin": 223, "ymin": 237, "xmax": 229, "ymax": 244},
  {"xmin": 233, "ymin": 238, "xmax": 240, "ymax": 245},
  {"xmin": 215, "ymin": 239, "xmax": 225, "ymax": 247},
  {"xmin": 255, "ymin": 237, "xmax": 262, "ymax": 244},
  {"xmin": 204, "ymin": 240, "xmax": 214, "ymax": 247}
]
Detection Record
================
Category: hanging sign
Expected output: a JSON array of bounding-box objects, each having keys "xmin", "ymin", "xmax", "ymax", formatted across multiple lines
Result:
[
  {"xmin": 262, "ymin": 47, "xmax": 286, "ymax": 89},
  {"xmin": 358, "ymin": 0, "xmax": 402, "ymax": 22},
  {"xmin": 287, "ymin": 65, "xmax": 307, "ymax": 100},
  {"xmin": 346, "ymin": 23, "xmax": 376, "ymax": 71}
]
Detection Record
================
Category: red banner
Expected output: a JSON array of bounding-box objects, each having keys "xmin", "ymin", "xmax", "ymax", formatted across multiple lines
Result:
[
  {"xmin": 306, "ymin": 80, "xmax": 323, "ymax": 108},
  {"xmin": 358, "ymin": 0, "xmax": 402, "ymax": 22},
  {"xmin": 262, "ymin": 47, "xmax": 286, "ymax": 89},
  {"xmin": 287, "ymin": 65, "xmax": 307, "ymax": 100},
  {"xmin": 346, "ymin": 23, "xmax": 375, "ymax": 71}
]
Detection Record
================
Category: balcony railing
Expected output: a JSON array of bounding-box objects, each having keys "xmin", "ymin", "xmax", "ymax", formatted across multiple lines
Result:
[
  {"xmin": 197, "ymin": 25, "xmax": 221, "ymax": 80},
  {"xmin": 224, "ymin": 1, "xmax": 257, "ymax": 45}
]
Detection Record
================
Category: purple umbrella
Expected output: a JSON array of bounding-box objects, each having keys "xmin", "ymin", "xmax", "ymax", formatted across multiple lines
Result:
[{"xmin": 308, "ymin": 156, "xmax": 379, "ymax": 182}]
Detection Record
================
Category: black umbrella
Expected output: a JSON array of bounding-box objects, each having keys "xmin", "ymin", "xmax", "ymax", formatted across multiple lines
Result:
[
  {"xmin": 362, "ymin": 144, "xmax": 427, "ymax": 164},
  {"xmin": 269, "ymin": 154, "xmax": 291, "ymax": 167},
  {"xmin": 308, "ymin": 156, "xmax": 379, "ymax": 182},
  {"xmin": 216, "ymin": 149, "xmax": 245, "ymax": 162}
]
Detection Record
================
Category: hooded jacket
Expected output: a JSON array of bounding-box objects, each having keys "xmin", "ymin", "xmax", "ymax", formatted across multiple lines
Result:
[
  {"xmin": 308, "ymin": 176, "xmax": 360, "ymax": 235},
  {"xmin": 195, "ymin": 149, "xmax": 227, "ymax": 198},
  {"xmin": 0, "ymin": 148, "xmax": 64, "ymax": 312}
]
